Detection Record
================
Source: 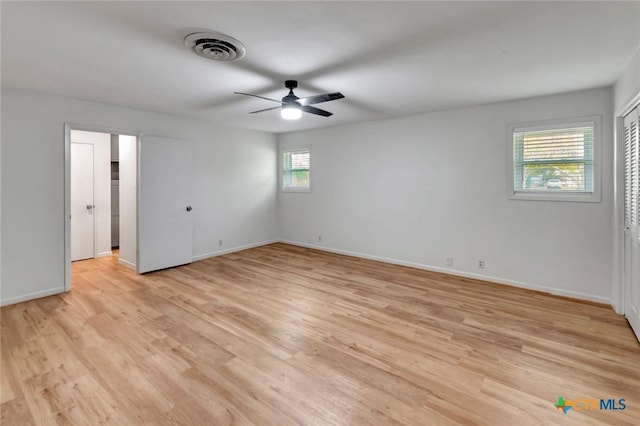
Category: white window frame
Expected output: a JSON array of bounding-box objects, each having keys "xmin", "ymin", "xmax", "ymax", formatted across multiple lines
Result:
[
  {"xmin": 507, "ymin": 115, "xmax": 602, "ymax": 202},
  {"xmin": 281, "ymin": 146, "xmax": 311, "ymax": 193}
]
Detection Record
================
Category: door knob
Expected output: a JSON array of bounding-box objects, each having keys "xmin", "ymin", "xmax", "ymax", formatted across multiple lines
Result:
[
  {"xmin": 186, "ymin": 206, "xmax": 192, "ymax": 212},
  {"xmin": 86, "ymin": 205, "xmax": 94, "ymax": 210}
]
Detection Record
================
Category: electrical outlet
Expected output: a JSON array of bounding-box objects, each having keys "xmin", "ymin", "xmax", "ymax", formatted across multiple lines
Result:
[
  {"xmin": 318, "ymin": 235, "xmax": 322, "ymax": 242},
  {"xmin": 446, "ymin": 257, "xmax": 454, "ymax": 267},
  {"xmin": 218, "ymin": 239, "xmax": 223, "ymax": 247},
  {"xmin": 478, "ymin": 259, "xmax": 485, "ymax": 269}
]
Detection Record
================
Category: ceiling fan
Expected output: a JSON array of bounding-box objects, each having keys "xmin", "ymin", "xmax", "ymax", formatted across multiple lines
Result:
[{"xmin": 234, "ymin": 80, "xmax": 344, "ymax": 120}]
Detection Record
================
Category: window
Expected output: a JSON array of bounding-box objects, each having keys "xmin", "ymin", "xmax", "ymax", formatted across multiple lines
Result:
[
  {"xmin": 509, "ymin": 116, "xmax": 601, "ymax": 202},
  {"xmin": 282, "ymin": 148, "xmax": 310, "ymax": 192}
]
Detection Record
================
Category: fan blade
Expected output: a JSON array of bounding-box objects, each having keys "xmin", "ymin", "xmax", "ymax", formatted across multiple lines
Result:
[
  {"xmin": 301, "ymin": 105, "xmax": 332, "ymax": 117},
  {"xmin": 249, "ymin": 106, "xmax": 282, "ymax": 114},
  {"xmin": 298, "ymin": 92, "xmax": 344, "ymax": 106},
  {"xmin": 234, "ymin": 92, "xmax": 283, "ymax": 104}
]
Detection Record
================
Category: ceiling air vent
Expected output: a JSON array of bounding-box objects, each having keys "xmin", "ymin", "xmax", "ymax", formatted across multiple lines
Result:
[{"xmin": 184, "ymin": 31, "xmax": 246, "ymax": 62}]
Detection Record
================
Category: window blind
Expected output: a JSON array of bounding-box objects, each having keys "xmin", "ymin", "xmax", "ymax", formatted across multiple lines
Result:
[
  {"xmin": 514, "ymin": 124, "xmax": 594, "ymax": 193},
  {"xmin": 624, "ymin": 107, "xmax": 639, "ymax": 228}
]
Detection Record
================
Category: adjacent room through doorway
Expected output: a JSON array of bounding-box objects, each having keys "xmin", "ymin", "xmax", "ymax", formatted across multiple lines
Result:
[{"xmin": 68, "ymin": 129, "xmax": 138, "ymax": 287}]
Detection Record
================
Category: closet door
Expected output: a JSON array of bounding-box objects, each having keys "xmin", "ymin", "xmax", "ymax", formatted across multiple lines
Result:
[
  {"xmin": 623, "ymin": 105, "xmax": 640, "ymax": 340},
  {"xmin": 70, "ymin": 143, "xmax": 95, "ymax": 261}
]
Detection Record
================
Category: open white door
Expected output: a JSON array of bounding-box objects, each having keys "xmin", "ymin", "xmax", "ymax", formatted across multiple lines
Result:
[
  {"xmin": 71, "ymin": 143, "xmax": 95, "ymax": 261},
  {"xmin": 138, "ymin": 136, "xmax": 193, "ymax": 273},
  {"xmin": 623, "ymin": 105, "xmax": 640, "ymax": 341}
]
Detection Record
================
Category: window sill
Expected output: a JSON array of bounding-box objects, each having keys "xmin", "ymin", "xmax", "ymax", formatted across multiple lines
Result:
[
  {"xmin": 510, "ymin": 191, "xmax": 600, "ymax": 203},
  {"xmin": 282, "ymin": 187, "xmax": 311, "ymax": 193}
]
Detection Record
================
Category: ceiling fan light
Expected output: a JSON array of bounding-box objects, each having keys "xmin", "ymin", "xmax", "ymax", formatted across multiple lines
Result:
[{"xmin": 281, "ymin": 105, "xmax": 302, "ymax": 120}]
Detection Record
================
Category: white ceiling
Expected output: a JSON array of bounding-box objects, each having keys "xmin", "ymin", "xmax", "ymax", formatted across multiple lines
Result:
[{"xmin": 2, "ymin": 1, "xmax": 639, "ymax": 133}]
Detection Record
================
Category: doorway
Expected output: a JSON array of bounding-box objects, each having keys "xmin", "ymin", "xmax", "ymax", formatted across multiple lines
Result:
[
  {"xmin": 65, "ymin": 127, "xmax": 194, "ymax": 291},
  {"xmin": 65, "ymin": 125, "xmax": 139, "ymax": 291}
]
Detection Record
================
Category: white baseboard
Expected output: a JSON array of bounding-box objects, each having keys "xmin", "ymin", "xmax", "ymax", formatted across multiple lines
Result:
[
  {"xmin": 281, "ymin": 240, "xmax": 612, "ymax": 305},
  {"xmin": 118, "ymin": 258, "xmax": 136, "ymax": 270},
  {"xmin": 1, "ymin": 287, "xmax": 66, "ymax": 307},
  {"xmin": 192, "ymin": 239, "xmax": 280, "ymax": 262},
  {"xmin": 96, "ymin": 251, "xmax": 112, "ymax": 258}
]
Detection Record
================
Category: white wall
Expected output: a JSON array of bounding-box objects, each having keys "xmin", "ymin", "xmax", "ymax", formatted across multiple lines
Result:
[
  {"xmin": 118, "ymin": 134, "xmax": 137, "ymax": 270},
  {"xmin": 1, "ymin": 87, "xmax": 278, "ymax": 306},
  {"xmin": 614, "ymin": 48, "xmax": 640, "ymax": 114},
  {"xmin": 70, "ymin": 130, "xmax": 112, "ymax": 257},
  {"xmin": 279, "ymin": 87, "xmax": 614, "ymax": 303},
  {"xmin": 0, "ymin": 85, "xmax": 618, "ymax": 306}
]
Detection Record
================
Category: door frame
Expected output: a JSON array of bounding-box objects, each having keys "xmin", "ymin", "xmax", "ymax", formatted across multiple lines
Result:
[
  {"xmin": 64, "ymin": 123, "xmax": 141, "ymax": 292},
  {"xmin": 613, "ymin": 91, "xmax": 640, "ymax": 315}
]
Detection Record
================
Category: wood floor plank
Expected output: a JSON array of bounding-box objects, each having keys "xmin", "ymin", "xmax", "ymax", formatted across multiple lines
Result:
[{"xmin": 2, "ymin": 243, "xmax": 639, "ymax": 425}]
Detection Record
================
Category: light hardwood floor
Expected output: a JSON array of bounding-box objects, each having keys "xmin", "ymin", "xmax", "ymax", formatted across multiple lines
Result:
[{"xmin": 2, "ymin": 243, "xmax": 639, "ymax": 425}]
